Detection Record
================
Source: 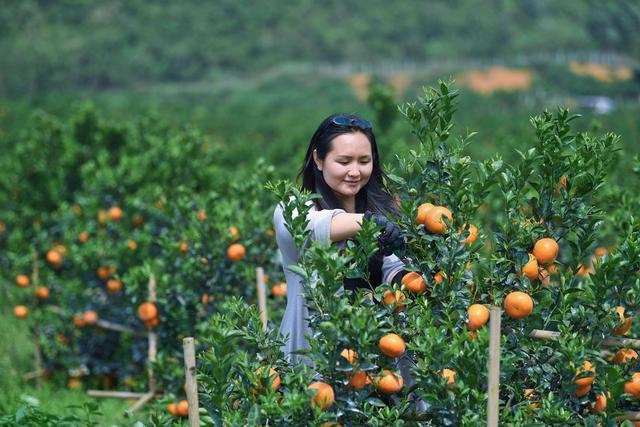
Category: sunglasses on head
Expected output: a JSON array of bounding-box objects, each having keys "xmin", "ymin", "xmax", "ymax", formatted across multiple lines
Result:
[{"xmin": 331, "ymin": 116, "xmax": 373, "ymax": 130}]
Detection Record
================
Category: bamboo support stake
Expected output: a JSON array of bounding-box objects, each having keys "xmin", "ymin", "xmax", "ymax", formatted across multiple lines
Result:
[
  {"xmin": 88, "ymin": 390, "xmax": 150, "ymax": 399},
  {"xmin": 148, "ymin": 274, "xmax": 158, "ymax": 393},
  {"xmin": 528, "ymin": 329, "xmax": 640, "ymax": 349},
  {"xmin": 256, "ymin": 268, "xmax": 268, "ymax": 332},
  {"xmin": 487, "ymin": 306, "xmax": 501, "ymax": 427},
  {"xmin": 183, "ymin": 337, "xmax": 200, "ymax": 427},
  {"xmin": 128, "ymin": 392, "xmax": 155, "ymax": 413}
]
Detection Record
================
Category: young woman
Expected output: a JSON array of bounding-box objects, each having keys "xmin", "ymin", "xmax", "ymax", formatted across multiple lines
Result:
[{"xmin": 273, "ymin": 113, "xmax": 406, "ymax": 364}]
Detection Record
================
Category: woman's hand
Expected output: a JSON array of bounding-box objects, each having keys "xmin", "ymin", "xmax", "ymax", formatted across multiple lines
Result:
[{"xmin": 364, "ymin": 211, "xmax": 406, "ymax": 256}]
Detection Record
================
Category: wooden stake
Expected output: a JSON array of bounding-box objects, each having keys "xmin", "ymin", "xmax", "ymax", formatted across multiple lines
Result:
[
  {"xmin": 487, "ymin": 306, "xmax": 501, "ymax": 427},
  {"xmin": 183, "ymin": 337, "xmax": 200, "ymax": 427},
  {"xmin": 148, "ymin": 274, "xmax": 157, "ymax": 393},
  {"xmin": 256, "ymin": 267, "xmax": 268, "ymax": 332},
  {"xmin": 88, "ymin": 390, "xmax": 150, "ymax": 399},
  {"xmin": 32, "ymin": 250, "xmax": 42, "ymax": 389},
  {"xmin": 128, "ymin": 391, "xmax": 155, "ymax": 413},
  {"xmin": 528, "ymin": 329, "xmax": 640, "ymax": 349}
]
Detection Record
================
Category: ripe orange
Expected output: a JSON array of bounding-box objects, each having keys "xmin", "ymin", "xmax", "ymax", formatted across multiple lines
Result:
[
  {"xmin": 229, "ymin": 226, "xmax": 240, "ymax": 239},
  {"xmin": 613, "ymin": 348, "xmax": 638, "ymax": 365},
  {"xmin": 166, "ymin": 403, "xmax": 178, "ymax": 416},
  {"xmin": 576, "ymin": 262, "xmax": 594, "ymax": 276},
  {"xmin": 179, "ymin": 242, "xmax": 189, "ymax": 253},
  {"xmin": 441, "ymin": 368, "xmax": 457, "ymax": 390},
  {"xmin": 467, "ymin": 304, "xmax": 490, "ymax": 331},
  {"xmin": 524, "ymin": 388, "xmax": 540, "ymax": 409},
  {"xmin": 68, "ymin": 378, "xmax": 82, "ymax": 389},
  {"xmin": 83, "ymin": 310, "xmax": 98, "ymax": 325},
  {"xmin": 35, "ymin": 287, "xmax": 49, "ymax": 299},
  {"xmin": 594, "ymin": 246, "xmax": 607, "ymax": 258},
  {"xmin": 374, "ymin": 370, "xmax": 403, "ymax": 394},
  {"xmin": 145, "ymin": 316, "xmax": 160, "ymax": 328},
  {"xmin": 106, "ymin": 279, "xmax": 122, "ymax": 294},
  {"xmin": 458, "ymin": 224, "xmax": 478, "ymax": 244},
  {"xmin": 78, "ymin": 231, "xmax": 89, "ymax": 243},
  {"xmin": 176, "ymin": 399, "xmax": 189, "ymax": 417},
  {"xmin": 401, "ymin": 271, "xmax": 427, "ymax": 293},
  {"xmin": 532, "ymin": 238, "xmax": 559, "ymax": 265},
  {"xmin": 383, "ymin": 290, "xmax": 406, "ymax": 312},
  {"xmin": 415, "ymin": 203, "xmax": 434, "ymax": 224},
  {"xmin": 522, "ymin": 254, "xmax": 539, "ymax": 280},
  {"xmin": 197, "ymin": 210, "xmax": 206, "ymax": 221},
  {"xmin": 347, "ymin": 370, "xmax": 372, "ymax": 390},
  {"xmin": 538, "ymin": 268, "xmax": 550, "ymax": 286},
  {"xmin": 73, "ymin": 314, "xmax": 85, "ymax": 328},
  {"xmin": 46, "ymin": 250, "xmax": 63, "ymax": 268},
  {"xmin": 379, "ymin": 333, "xmax": 406, "ymax": 358},
  {"xmin": 227, "ymin": 243, "xmax": 246, "ymax": 262},
  {"xmin": 127, "ymin": 240, "xmax": 138, "ymax": 251},
  {"xmin": 424, "ymin": 206, "xmax": 453, "ymax": 234},
  {"xmin": 255, "ymin": 367, "xmax": 281, "ymax": 391},
  {"xmin": 272, "ymin": 282, "xmax": 287, "ymax": 297},
  {"xmin": 504, "ymin": 291, "xmax": 534, "ymax": 319},
  {"xmin": 15, "ymin": 274, "xmax": 30, "ymax": 288},
  {"xmin": 592, "ymin": 391, "xmax": 609, "ymax": 414},
  {"xmin": 574, "ymin": 361, "xmax": 595, "ymax": 387},
  {"xmin": 624, "ymin": 372, "xmax": 640, "ymax": 399},
  {"xmin": 308, "ymin": 381, "xmax": 334, "ymax": 410},
  {"xmin": 573, "ymin": 384, "xmax": 591, "ymax": 397},
  {"xmin": 137, "ymin": 302, "xmax": 158, "ymax": 321},
  {"xmin": 96, "ymin": 267, "xmax": 111, "ymax": 281},
  {"xmin": 108, "ymin": 206, "xmax": 123, "ymax": 221},
  {"xmin": 434, "ymin": 271, "xmax": 446, "ymax": 284},
  {"xmin": 14, "ymin": 305, "xmax": 28, "ymax": 318},
  {"xmin": 201, "ymin": 293, "xmax": 211, "ymax": 304},
  {"xmin": 340, "ymin": 348, "xmax": 357, "ymax": 364},
  {"xmin": 615, "ymin": 306, "xmax": 633, "ymax": 335}
]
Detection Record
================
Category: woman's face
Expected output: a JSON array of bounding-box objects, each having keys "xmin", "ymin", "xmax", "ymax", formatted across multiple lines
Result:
[{"xmin": 313, "ymin": 131, "xmax": 373, "ymax": 202}]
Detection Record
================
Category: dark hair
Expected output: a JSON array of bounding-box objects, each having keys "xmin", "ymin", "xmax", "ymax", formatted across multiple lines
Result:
[{"xmin": 297, "ymin": 113, "xmax": 398, "ymax": 215}]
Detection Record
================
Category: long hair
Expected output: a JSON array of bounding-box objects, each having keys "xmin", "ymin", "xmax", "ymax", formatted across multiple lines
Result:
[{"xmin": 297, "ymin": 113, "xmax": 398, "ymax": 215}]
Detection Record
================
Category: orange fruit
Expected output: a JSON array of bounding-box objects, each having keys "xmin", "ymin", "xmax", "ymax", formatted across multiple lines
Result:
[
  {"xmin": 14, "ymin": 305, "xmax": 28, "ymax": 318},
  {"xmin": 415, "ymin": 203, "xmax": 435, "ymax": 224},
  {"xmin": 382, "ymin": 290, "xmax": 406, "ymax": 312},
  {"xmin": 255, "ymin": 367, "xmax": 281, "ymax": 391},
  {"xmin": 592, "ymin": 391, "xmax": 609, "ymax": 413},
  {"xmin": 96, "ymin": 267, "xmax": 111, "ymax": 281},
  {"xmin": 108, "ymin": 206, "xmax": 123, "ymax": 221},
  {"xmin": 522, "ymin": 254, "xmax": 539, "ymax": 280},
  {"xmin": 78, "ymin": 231, "xmax": 89, "ymax": 243},
  {"xmin": 166, "ymin": 403, "xmax": 178, "ymax": 416},
  {"xmin": 68, "ymin": 378, "xmax": 82, "ymax": 389},
  {"xmin": 127, "ymin": 240, "xmax": 138, "ymax": 251},
  {"xmin": 308, "ymin": 381, "xmax": 334, "ymax": 410},
  {"xmin": 458, "ymin": 224, "xmax": 478, "ymax": 244},
  {"xmin": 106, "ymin": 279, "xmax": 122, "ymax": 294},
  {"xmin": 424, "ymin": 206, "xmax": 453, "ymax": 234},
  {"xmin": 197, "ymin": 210, "xmax": 206, "ymax": 221},
  {"xmin": 615, "ymin": 306, "xmax": 633, "ymax": 335},
  {"xmin": 441, "ymin": 368, "xmax": 457, "ymax": 390},
  {"xmin": 379, "ymin": 333, "xmax": 406, "ymax": 358},
  {"xmin": 504, "ymin": 291, "xmax": 534, "ymax": 319},
  {"xmin": 625, "ymin": 372, "xmax": 640, "ymax": 399},
  {"xmin": 35, "ymin": 287, "xmax": 49, "ymax": 299},
  {"xmin": 524, "ymin": 388, "xmax": 540, "ymax": 409},
  {"xmin": 97, "ymin": 210, "xmax": 109, "ymax": 225},
  {"xmin": 83, "ymin": 310, "xmax": 98, "ymax": 325},
  {"xmin": 434, "ymin": 271, "xmax": 446, "ymax": 284},
  {"xmin": 348, "ymin": 370, "xmax": 372, "ymax": 390},
  {"xmin": 145, "ymin": 316, "xmax": 160, "ymax": 328},
  {"xmin": 229, "ymin": 226, "xmax": 240, "ymax": 239},
  {"xmin": 176, "ymin": 399, "xmax": 189, "ymax": 417},
  {"xmin": 340, "ymin": 348, "xmax": 357, "ymax": 364},
  {"xmin": 15, "ymin": 274, "xmax": 30, "ymax": 288},
  {"xmin": 374, "ymin": 370, "xmax": 403, "ymax": 394},
  {"xmin": 179, "ymin": 242, "xmax": 189, "ymax": 253},
  {"xmin": 133, "ymin": 215, "xmax": 144, "ymax": 228},
  {"xmin": 574, "ymin": 361, "xmax": 595, "ymax": 387},
  {"xmin": 137, "ymin": 302, "xmax": 158, "ymax": 321},
  {"xmin": 573, "ymin": 384, "xmax": 592, "ymax": 397},
  {"xmin": 467, "ymin": 304, "xmax": 490, "ymax": 331},
  {"xmin": 532, "ymin": 238, "xmax": 559, "ymax": 265},
  {"xmin": 401, "ymin": 271, "xmax": 427, "ymax": 293},
  {"xmin": 227, "ymin": 243, "xmax": 246, "ymax": 262},
  {"xmin": 73, "ymin": 314, "xmax": 85, "ymax": 328},
  {"xmin": 46, "ymin": 250, "xmax": 63, "ymax": 268},
  {"xmin": 272, "ymin": 282, "xmax": 287, "ymax": 297},
  {"xmin": 594, "ymin": 246, "xmax": 607, "ymax": 258},
  {"xmin": 201, "ymin": 293, "xmax": 211, "ymax": 304},
  {"xmin": 576, "ymin": 263, "xmax": 594, "ymax": 276},
  {"xmin": 538, "ymin": 268, "xmax": 550, "ymax": 286},
  {"xmin": 613, "ymin": 348, "xmax": 639, "ymax": 365}
]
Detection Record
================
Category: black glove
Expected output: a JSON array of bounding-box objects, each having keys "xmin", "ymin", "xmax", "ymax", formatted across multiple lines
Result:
[{"xmin": 364, "ymin": 211, "xmax": 406, "ymax": 257}]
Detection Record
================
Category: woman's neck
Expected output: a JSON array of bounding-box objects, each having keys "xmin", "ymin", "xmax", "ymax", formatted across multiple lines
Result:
[{"xmin": 336, "ymin": 194, "xmax": 356, "ymax": 213}]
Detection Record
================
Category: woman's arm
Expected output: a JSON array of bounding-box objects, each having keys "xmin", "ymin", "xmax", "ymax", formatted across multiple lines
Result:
[{"xmin": 329, "ymin": 213, "xmax": 365, "ymax": 242}]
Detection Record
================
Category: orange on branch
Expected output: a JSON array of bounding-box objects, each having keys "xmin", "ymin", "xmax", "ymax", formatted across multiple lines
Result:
[
  {"xmin": 504, "ymin": 291, "xmax": 533, "ymax": 319},
  {"xmin": 14, "ymin": 305, "xmax": 28, "ymax": 318},
  {"xmin": 108, "ymin": 206, "xmax": 123, "ymax": 221},
  {"xmin": 379, "ymin": 333, "xmax": 406, "ymax": 358},
  {"xmin": 227, "ymin": 243, "xmax": 246, "ymax": 262},
  {"xmin": 522, "ymin": 254, "xmax": 539, "ymax": 280},
  {"xmin": 424, "ymin": 206, "xmax": 453, "ymax": 234},
  {"xmin": 374, "ymin": 370, "xmax": 403, "ymax": 394},
  {"xmin": 383, "ymin": 290, "xmax": 406, "ymax": 312},
  {"xmin": 35, "ymin": 287, "xmax": 49, "ymax": 299},
  {"xmin": 415, "ymin": 203, "xmax": 434, "ymax": 224},
  {"xmin": 137, "ymin": 302, "xmax": 158, "ymax": 321},
  {"xmin": 532, "ymin": 237, "xmax": 559, "ymax": 265},
  {"xmin": 401, "ymin": 271, "xmax": 427, "ymax": 293},
  {"xmin": 15, "ymin": 274, "xmax": 30, "ymax": 288},
  {"xmin": 308, "ymin": 381, "xmax": 334, "ymax": 410},
  {"xmin": 466, "ymin": 304, "xmax": 490, "ymax": 331},
  {"xmin": 574, "ymin": 361, "xmax": 595, "ymax": 387}
]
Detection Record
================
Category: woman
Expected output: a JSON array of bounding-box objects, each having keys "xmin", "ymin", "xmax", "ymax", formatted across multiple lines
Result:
[{"xmin": 273, "ymin": 113, "xmax": 406, "ymax": 364}]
